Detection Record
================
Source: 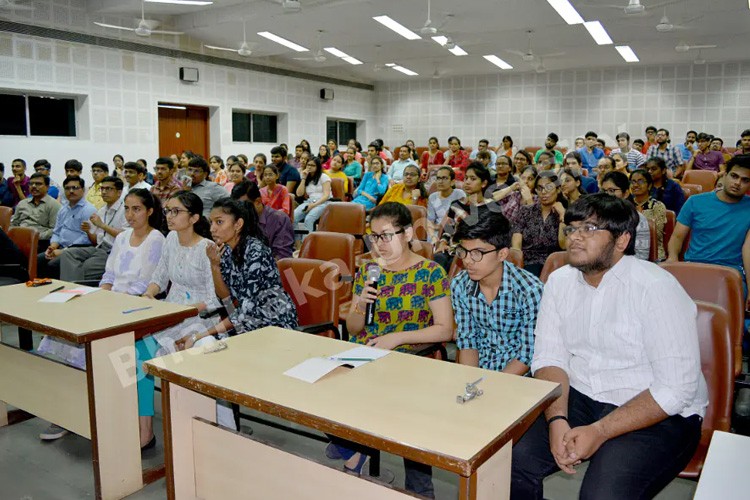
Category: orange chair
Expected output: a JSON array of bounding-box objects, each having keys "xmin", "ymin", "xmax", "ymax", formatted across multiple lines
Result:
[
  {"xmin": 647, "ymin": 218, "xmax": 658, "ymax": 262},
  {"xmin": 407, "ymin": 205, "xmax": 429, "ymax": 241},
  {"xmin": 329, "ymin": 177, "xmax": 345, "ymax": 201},
  {"xmin": 659, "ymin": 262, "xmax": 745, "ymax": 377},
  {"xmin": 411, "ymin": 239, "xmax": 434, "ymax": 260},
  {"xmin": 7, "ymin": 226, "xmax": 39, "ymax": 280},
  {"xmin": 345, "ymin": 176, "xmax": 355, "ymax": 201},
  {"xmin": 283, "ymin": 193, "xmax": 294, "ymax": 221},
  {"xmin": 683, "ymin": 170, "xmax": 717, "ymax": 194},
  {"xmin": 0, "ymin": 206, "xmax": 11, "ymax": 233},
  {"xmin": 681, "ymin": 183, "xmax": 702, "ymax": 199},
  {"xmin": 298, "ymin": 231, "xmax": 356, "ymax": 306},
  {"xmin": 318, "ymin": 202, "xmax": 367, "ymax": 255},
  {"xmin": 679, "ymin": 301, "xmax": 733, "ymax": 479},
  {"xmin": 277, "ymin": 258, "xmax": 340, "ymax": 339},
  {"xmin": 539, "ymin": 251, "xmax": 568, "ymax": 283},
  {"xmin": 663, "ymin": 210, "xmax": 676, "ymax": 250}
]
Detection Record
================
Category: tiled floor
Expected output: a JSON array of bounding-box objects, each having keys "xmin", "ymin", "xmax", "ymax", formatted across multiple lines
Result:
[{"xmin": 0, "ymin": 327, "xmax": 698, "ymax": 499}]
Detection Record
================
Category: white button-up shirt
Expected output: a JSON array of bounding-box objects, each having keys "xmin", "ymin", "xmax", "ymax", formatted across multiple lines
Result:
[{"xmin": 531, "ymin": 255, "xmax": 707, "ymax": 418}]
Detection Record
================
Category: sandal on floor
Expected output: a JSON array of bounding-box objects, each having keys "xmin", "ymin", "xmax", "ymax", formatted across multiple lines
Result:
[{"xmin": 343, "ymin": 453, "xmax": 368, "ymax": 476}]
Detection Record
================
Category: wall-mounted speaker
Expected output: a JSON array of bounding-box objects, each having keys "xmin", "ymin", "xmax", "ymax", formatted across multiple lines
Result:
[
  {"xmin": 320, "ymin": 88, "xmax": 334, "ymax": 100},
  {"xmin": 180, "ymin": 67, "xmax": 199, "ymax": 83}
]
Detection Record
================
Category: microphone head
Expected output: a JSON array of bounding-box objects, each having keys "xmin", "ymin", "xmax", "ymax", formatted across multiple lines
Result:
[{"xmin": 366, "ymin": 265, "xmax": 381, "ymax": 284}]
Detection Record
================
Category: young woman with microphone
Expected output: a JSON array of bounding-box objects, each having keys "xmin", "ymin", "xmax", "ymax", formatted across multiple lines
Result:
[{"xmin": 332, "ymin": 202, "xmax": 453, "ymax": 497}]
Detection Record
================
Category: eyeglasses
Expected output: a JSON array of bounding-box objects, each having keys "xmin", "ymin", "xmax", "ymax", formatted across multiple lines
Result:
[
  {"xmin": 454, "ymin": 245, "xmax": 500, "ymax": 262},
  {"xmin": 602, "ymin": 188, "xmax": 622, "ymax": 196},
  {"xmin": 535, "ymin": 184, "xmax": 557, "ymax": 194},
  {"xmin": 64, "ymin": 185, "xmax": 82, "ymax": 191},
  {"xmin": 630, "ymin": 179, "xmax": 647, "ymax": 186},
  {"xmin": 435, "ymin": 176, "xmax": 451, "ymax": 181},
  {"xmin": 366, "ymin": 228, "xmax": 405, "ymax": 244},
  {"xmin": 163, "ymin": 207, "xmax": 191, "ymax": 217},
  {"xmin": 403, "ymin": 171, "xmax": 419, "ymax": 177},
  {"xmin": 562, "ymin": 223, "xmax": 607, "ymax": 238}
]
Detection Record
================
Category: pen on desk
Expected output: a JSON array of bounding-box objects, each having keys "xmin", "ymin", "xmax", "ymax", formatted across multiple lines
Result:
[
  {"xmin": 122, "ymin": 306, "xmax": 153, "ymax": 314},
  {"xmin": 48, "ymin": 285, "xmax": 64, "ymax": 294},
  {"xmin": 329, "ymin": 357, "xmax": 376, "ymax": 362}
]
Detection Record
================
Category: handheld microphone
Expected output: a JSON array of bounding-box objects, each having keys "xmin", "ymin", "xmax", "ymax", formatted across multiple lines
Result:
[{"xmin": 364, "ymin": 265, "xmax": 381, "ymax": 326}]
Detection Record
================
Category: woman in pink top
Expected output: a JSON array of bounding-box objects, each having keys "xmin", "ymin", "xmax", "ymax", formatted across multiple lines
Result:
[
  {"xmin": 259, "ymin": 164, "xmax": 291, "ymax": 215},
  {"xmin": 443, "ymin": 136, "xmax": 470, "ymax": 181}
]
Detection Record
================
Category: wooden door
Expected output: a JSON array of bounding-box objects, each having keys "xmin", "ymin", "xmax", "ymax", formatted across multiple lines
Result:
[{"xmin": 158, "ymin": 105, "xmax": 209, "ymax": 159}]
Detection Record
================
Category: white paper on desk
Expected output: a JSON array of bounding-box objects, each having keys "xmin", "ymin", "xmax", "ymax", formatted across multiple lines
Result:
[
  {"xmin": 328, "ymin": 345, "xmax": 391, "ymax": 367},
  {"xmin": 64, "ymin": 285, "xmax": 101, "ymax": 296},
  {"xmin": 284, "ymin": 357, "xmax": 347, "ymax": 383},
  {"xmin": 38, "ymin": 286, "xmax": 101, "ymax": 303}
]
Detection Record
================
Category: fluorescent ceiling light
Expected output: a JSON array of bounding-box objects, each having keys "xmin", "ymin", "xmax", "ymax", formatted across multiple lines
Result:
[
  {"xmin": 432, "ymin": 35, "xmax": 448, "ymax": 45},
  {"xmin": 431, "ymin": 36, "xmax": 467, "ymax": 56},
  {"xmin": 373, "ymin": 15, "xmax": 421, "ymax": 40},
  {"xmin": 391, "ymin": 65, "xmax": 418, "ymax": 76},
  {"xmin": 584, "ymin": 21, "xmax": 613, "ymax": 45},
  {"xmin": 145, "ymin": 0, "xmax": 213, "ymax": 5},
  {"xmin": 546, "ymin": 0, "xmax": 584, "ymax": 25},
  {"xmin": 449, "ymin": 46, "xmax": 468, "ymax": 56},
  {"xmin": 158, "ymin": 104, "xmax": 187, "ymax": 110},
  {"xmin": 324, "ymin": 47, "xmax": 363, "ymax": 65},
  {"xmin": 385, "ymin": 63, "xmax": 396, "ymax": 67},
  {"xmin": 483, "ymin": 55, "xmax": 513, "ymax": 70},
  {"xmin": 615, "ymin": 45, "xmax": 639, "ymax": 62},
  {"xmin": 257, "ymin": 31, "xmax": 309, "ymax": 52}
]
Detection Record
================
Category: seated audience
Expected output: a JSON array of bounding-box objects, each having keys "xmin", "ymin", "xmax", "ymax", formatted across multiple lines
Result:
[
  {"xmin": 514, "ymin": 149, "xmax": 533, "ymax": 174},
  {"xmin": 646, "ymin": 157, "xmax": 685, "ymax": 215},
  {"xmin": 273, "ymin": 146, "xmax": 301, "ymax": 194},
  {"xmin": 405, "ymin": 139, "xmax": 420, "ymax": 161},
  {"xmin": 0, "ymin": 163, "xmax": 12, "ymax": 207},
  {"xmin": 85, "ymin": 162, "xmax": 109, "ymax": 209},
  {"xmin": 209, "ymin": 155, "xmax": 228, "ymax": 185},
  {"xmin": 686, "ymin": 132, "xmax": 725, "ymax": 174},
  {"xmin": 327, "ymin": 138, "xmax": 340, "ymax": 157},
  {"xmin": 493, "ymin": 155, "xmax": 515, "ymax": 187},
  {"xmin": 389, "ymin": 144, "xmax": 419, "ymax": 182},
  {"xmin": 559, "ymin": 167, "xmax": 586, "ymax": 204},
  {"xmin": 710, "ymin": 137, "xmax": 725, "ymax": 153},
  {"xmin": 443, "ymin": 135, "xmax": 471, "ymax": 181},
  {"xmin": 612, "ymin": 132, "xmax": 646, "ymax": 170},
  {"xmin": 37, "ymin": 176, "xmax": 96, "ymax": 279},
  {"xmin": 289, "ymin": 144, "xmax": 304, "ymax": 170},
  {"xmin": 260, "ymin": 164, "xmax": 291, "ymax": 214},
  {"xmin": 668, "ymin": 154, "xmax": 750, "ymax": 300},
  {"xmin": 63, "ymin": 159, "xmax": 84, "ymax": 180},
  {"xmin": 231, "ymin": 180, "xmax": 294, "ymax": 259},
  {"xmin": 595, "ymin": 156, "xmax": 616, "ymax": 183},
  {"xmin": 60, "ymin": 176, "xmax": 127, "ymax": 282},
  {"xmin": 475, "ymin": 150, "xmax": 493, "ymax": 170},
  {"xmin": 427, "ymin": 166, "xmax": 465, "ymax": 242},
  {"xmin": 352, "ymin": 156, "xmax": 389, "ymax": 210},
  {"xmin": 8, "ymin": 158, "xmax": 30, "ymax": 207},
  {"xmin": 294, "ymin": 157, "xmax": 332, "ymax": 232},
  {"xmin": 113, "ymin": 154, "xmax": 125, "ymax": 178},
  {"xmin": 469, "ymin": 138, "xmax": 498, "ymax": 165},
  {"xmin": 611, "ymin": 152, "xmax": 630, "ymax": 175},
  {"xmin": 121, "ymin": 161, "xmax": 151, "ymax": 199},
  {"xmin": 647, "ymin": 128, "xmax": 686, "ymax": 178},
  {"xmin": 564, "ymin": 151, "xmax": 598, "ymax": 194},
  {"xmin": 224, "ymin": 158, "xmax": 246, "ymax": 194},
  {"xmin": 512, "ymin": 171, "xmax": 567, "ymax": 277},
  {"xmin": 11, "ymin": 173, "xmax": 61, "ymax": 243},
  {"xmin": 511, "ymin": 193, "xmax": 706, "ymax": 500},
  {"xmin": 248, "ymin": 153, "xmax": 264, "ymax": 184},
  {"xmin": 577, "ymin": 131, "xmax": 605, "ymax": 174},
  {"xmin": 150, "ymin": 156, "xmax": 183, "ymax": 205},
  {"xmin": 317, "ymin": 144, "xmax": 332, "ymax": 170},
  {"xmin": 326, "ymin": 153, "xmax": 349, "ymax": 192},
  {"xmin": 331, "ymin": 202, "xmax": 453, "ymax": 495},
  {"xmin": 189, "ymin": 156, "xmax": 229, "ymax": 217},
  {"xmin": 491, "ymin": 164, "xmax": 535, "ymax": 224},
  {"xmin": 343, "ymin": 147, "xmax": 363, "ymax": 183},
  {"xmin": 36, "ymin": 189, "xmax": 164, "ymax": 446},
  {"xmin": 600, "ymin": 171, "xmax": 651, "ymax": 261},
  {"xmin": 452, "ymin": 206, "xmax": 543, "ymax": 374},
  {"xmin": 379, "ymin": 164, "xmax": 428, "ymax": 208},
  {"xmin": 500, "ymin": 135, "xmax": 518, "ymax": 158},
  {"xmin": 33, "ymin": 159, "xmax": 61, "ymax": 200},
  {"xmin": 629, "ymin": 169, "xmax": 668, "ymax": 261},
  {"xmin": 176, "ymin": 151, "xmax": 193, "ymax": 186},
  {"xmin": 735, "ymin": 129, "xmax": 750, "ymax": 156},
  {"xmin": 533, "ymin": 133, "xmax": 564, "ymax": 165},
  {"xmin": 642, "ymin": 125, "xmax": 658, "ymax": 153},
  {"xmin": 0, "ymin": 227, "xmax": 28, "ymax": 285},
  {"xmin": 420, "ymin": 136, "xmax": 445, "ymax": 180},
  {"xmin": 177, "ymin": 197, "xmax": 297, "ymax": 349},
  {"xmin": 678, "ymin": 130, "xmax": 697, "ymax": 163}
]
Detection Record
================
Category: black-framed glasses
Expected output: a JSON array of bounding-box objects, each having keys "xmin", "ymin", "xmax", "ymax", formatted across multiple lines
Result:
[
  {"xmin": 454, "ymin": 245, "xmax": 500, "ymax": 262},
  {"xmin": 366, "ymin": 228, "xmax": 405, "ymax": 244},
  {"xmin": 562, "ymin": 223, "xmax": 607, "ymax": 238},
  {"xmin": 163, "ymin": 207, "xmax": 191, "ymax": 217},
  {"xmin": 602, "ymin": 188, "xmax": 622, "ymax": 196},
  {"xmin": 64, "ymin": 185, "xmax": 82, "ymax": 191},
  {"xmin": 535, "ymin": 184, "xmax": 557, "ymax": 194},
  {"xmin": 630, "ymin": 179, "xmax": 647, "ymax": 186}
]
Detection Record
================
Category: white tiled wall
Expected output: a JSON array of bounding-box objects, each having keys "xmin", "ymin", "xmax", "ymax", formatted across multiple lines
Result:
[{"xmin": 374, "ymin": 63, "xmax": 750, "ymax": 151}]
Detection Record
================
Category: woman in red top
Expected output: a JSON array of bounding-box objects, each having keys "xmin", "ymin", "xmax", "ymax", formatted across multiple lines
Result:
[
  {"xmin": 317, "ymin": 144, "xmax": 332, "ymax": 170},
  {"xmin": 259, "ymin": 164, "xmax": 291, "ymax": 215},
  {"xmin": 443, "ymin": 136, "xmax": 470, "ymax": 181},
  {"xmin": 420, "ymin": 136, "xmax": 445, "ymax": 175}
]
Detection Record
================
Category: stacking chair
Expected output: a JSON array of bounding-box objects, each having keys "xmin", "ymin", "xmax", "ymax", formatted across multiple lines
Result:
[
  {"xmin": 7, "ymin": 227, "xmax": 39, "ymax": 351},
  {"xmin": 663, "ymin": 210, "xmax": 676, "ymax": 250},
  {"xmin": 679, "ymin": 301, "xmax": 733, "ymax": 479},
  {"xmin": 681, "ymin": 183, "xmax": 702, "ymax": 199},
  {"xmin": 0, "ymin": 206, "xmax": 11, "ymax": 233},
  {"xmin": 539, "ymin": 251, "xmax": 568, "ymax": 283},
  {"xmin": 329, "ymin": 177, "xmax": 346, "ymax": 201},
  {"xmin": 317, "ymin": 202, "xmax": 367, "ymax": 255},
  {"xmin": 298, "ymin": 231, "xmax": 356, "ymax": 307},
  {"xmin": 406, "ymin": 205, "xmax": 429, "ymax": 242},
  {"xmin": 277, "ymin": 258, "xmax": 341, "ymax": 339},
  {"xmin": 659, "ymin": 262, "xmax": 745, "ymax": 377},
  {"xmin": 647, "ymin": 218, "xmax": 658, "ymax": 262},
  {"xmin": 683, "ymin": 170, "xmax": 717, "ymax": 194}
]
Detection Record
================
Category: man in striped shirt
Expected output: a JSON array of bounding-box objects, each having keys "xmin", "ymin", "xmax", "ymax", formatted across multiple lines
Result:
[{"xmin": 612, "ymin": 132, "xmax": 646, "ymax": 171}]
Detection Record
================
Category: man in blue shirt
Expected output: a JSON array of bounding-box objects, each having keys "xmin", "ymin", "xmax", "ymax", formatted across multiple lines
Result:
[
  {"xmin": 576, "ymin": 131, "xmax": 604, "ymax": 175},
  {"xmin": 37, "ymin": 176, "xmax": 97, "ymax": 279},
  {"xmin": 469, "ymin": 139, "xmax": 498, "ymax": 165},
  {"xmin": 450, "ymin": 206, "xmax": 543, "ymax": 375},
  {"xmin": 272, "ymin": 145, "xmax": 300, "ymax": 194},
  {"xmin": 668, "ymin": 154, "xmax": 750, "ymax": 306},
  {"xmin": 564, "ymin": 152, "xmax": 598, "ymax": 194}
]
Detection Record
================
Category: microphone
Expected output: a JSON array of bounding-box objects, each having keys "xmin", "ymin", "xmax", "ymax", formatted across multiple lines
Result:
[{"xmin": 364, "ymin": 265, "xmax": 381, "ymax": 326}]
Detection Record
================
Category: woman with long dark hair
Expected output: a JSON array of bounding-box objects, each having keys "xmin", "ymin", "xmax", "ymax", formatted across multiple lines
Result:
[
  {"xmin": 317, "ymin": 144, "xmax": 332, "ymax": 170},
  {"xmin": 443, "ymin": 135, "xmax": 470, "ymax": 181},
  {"xmin": 294, "ymin": 157, "xmax": 332, "ymax": 232},
  {"xmin": 209, "ymin": 155, "xmax": 227, "ymax": 185},
  {"xmin": 175, "ymin": 198, "xmax": 297, "ymax": 351}
]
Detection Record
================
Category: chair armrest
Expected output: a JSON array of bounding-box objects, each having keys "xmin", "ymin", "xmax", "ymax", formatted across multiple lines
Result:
[
  {"xmin": 199, "ymin": 306, "xmax": 228, "ymax": 320},
  {"xmin": 73, "ymin": 279, "xmax": 102, "ymax": 287},
  {"xmin": 296, "ymin": 322, "xmax": 339, "ymax": 339},
  {"xmin": 411, "ymin": 343, "xmax": 447, "ymax": 360}
]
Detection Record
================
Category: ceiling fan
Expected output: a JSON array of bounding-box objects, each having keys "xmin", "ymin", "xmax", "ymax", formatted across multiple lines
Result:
[
  {"xmin": 0, "ymin": 0, "xmax": 33, "ymax": 11},
  {"xmin": 94, "ymin": 0, "xmax": 184, "ymax": 37},
  {"xmin": 580, "ymin": 0, "xmax": 679, "ymax": 16},
  {"xmin": 655, "ymin": 6, "xmax": 702, "ymax": 32},
  {"xmin": 263, "ymin": 0, "xmax": 367, "ymax": 14},
  {"xmin": 675, "ymin": 42, "xmax": 717, "ymax": 52},
  {"xmin": 414, "ymin": 0, "xmax": 452, "ymax": 36},
  {"xmin": 506, "ymin": 30, "xmax": 564, "ymax": 63},
  {"xmin": 292, "ymin": 30, "xmax": 326, "ymax": 62},
  {"xmin": 205, "ymin": 21, "xmax": 255, "ymax": 57}
]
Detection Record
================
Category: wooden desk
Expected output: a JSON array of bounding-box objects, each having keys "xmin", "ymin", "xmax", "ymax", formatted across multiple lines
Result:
[
  {"xmin": 0, "ymin": 280, "xmax": 196, "ymax": 500},
  {"xmin": 693, "ymin": 431, "xmax": 750, "ymax": 499},
  {"xmin": 146, "ymin": 327, "xmax": 560, "ymax": 499}
]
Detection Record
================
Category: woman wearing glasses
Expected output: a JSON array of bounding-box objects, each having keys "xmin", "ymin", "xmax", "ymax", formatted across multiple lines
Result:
[
  {"xmin": 351, "ymin": 155, "xmax": 389, "ymax": 210},
  {"xmin": 511, "ymin": 171, "xmax": 567, "ymax": 277},
  {"xmin": 629, "ymin": 169, "xmax": 668, "ymax": 260},
  {"xmin": 427, "ymin": 166, "xmax": 465, "ymax": 242},
  {"xmin": 378, "ymin": 164, "xmax": 428, "ymax": 207},
  {"xmin": 332, "ymin": 202, "xmax": 453, "ymax": 495}
]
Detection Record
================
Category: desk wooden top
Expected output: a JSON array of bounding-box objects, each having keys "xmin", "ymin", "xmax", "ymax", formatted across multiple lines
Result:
[
  {"xmin": 146, "ymin": 327, "xmax": 560, "ymax": 476},
  {"xmin": 0, "ymin": 280, "xmax": 197, "ymax": 343}
]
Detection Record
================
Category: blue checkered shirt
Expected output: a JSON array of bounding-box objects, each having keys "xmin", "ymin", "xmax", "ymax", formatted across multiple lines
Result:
[
  {"xmin": 451, "ymin": 261, "xmax": 544, "ymax": 372},
  {"xmin": 646, "ymin": 144, "xmax": 684, "ymax": 172}
]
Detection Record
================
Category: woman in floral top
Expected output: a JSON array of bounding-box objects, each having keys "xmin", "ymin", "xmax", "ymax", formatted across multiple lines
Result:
[
  {"xmin": 630, "ymin": 168, "xmax": 668, "ymax": 260},
  {"xmin": 329, "ymin": 202, "xmax": 452, "ymax": 495},
  {"xmin": 443, "ymin": 135, "xmax": 470, "ymax": 181}
]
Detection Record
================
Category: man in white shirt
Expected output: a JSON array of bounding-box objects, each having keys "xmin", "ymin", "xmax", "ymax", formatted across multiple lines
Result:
[
  {"xmin": 511, "ymin": 193, "xmax": 707, "ymax": 500},
  {"xmin": 388, "ymin": 145, "xmax": 419, "ymax": 182},
  {"xmin": 469, "ymin": 138, "xmax": 498, "ymax": 165},
  {"xmin": 121, "ymin": 161, "xmax": 151, "ymax": 200}
]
